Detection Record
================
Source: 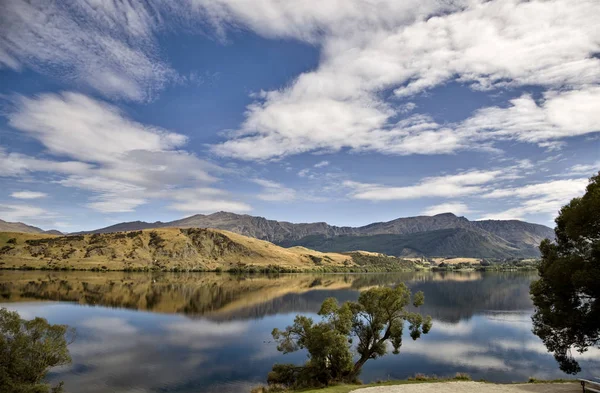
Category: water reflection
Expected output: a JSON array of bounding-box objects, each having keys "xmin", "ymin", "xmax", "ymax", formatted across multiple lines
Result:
[
  {"xmin": 0, "ymin": 271, "xmax": 598, "ymax": 393},
  {"xmin": 0, "ymin": 271, "xmax": 530, "ymax": 322}
]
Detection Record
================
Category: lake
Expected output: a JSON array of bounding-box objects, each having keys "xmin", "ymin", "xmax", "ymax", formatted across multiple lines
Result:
[{"xmin": 1, "ymin": 270, "xmax": 598, "ymax": 392}]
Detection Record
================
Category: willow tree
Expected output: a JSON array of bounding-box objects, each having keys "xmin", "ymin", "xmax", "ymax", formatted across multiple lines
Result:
[
  {"xmin": 530, "ymin": 171, "xmax": 600, "ymax": 374},
  {"xmin": 269, "ymin": 284, "xmax": 432, "ymax": 388}
]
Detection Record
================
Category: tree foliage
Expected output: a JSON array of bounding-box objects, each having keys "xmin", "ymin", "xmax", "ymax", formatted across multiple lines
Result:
[
  {"xmin": 270, "ymin": 284, "xmax": 432, "ymax": 388},
  {"xmin": 530, "ymin": 171, "xmax": 600, "ymax": 374},
  {"xmin": 0, "ymin": 308, "xmax": 74, "ymax": 393}
]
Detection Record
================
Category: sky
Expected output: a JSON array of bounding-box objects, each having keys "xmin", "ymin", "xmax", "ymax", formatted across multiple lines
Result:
[{"xmin": 0, "ymin": 0, "xmax": 598, "ymax": 232}]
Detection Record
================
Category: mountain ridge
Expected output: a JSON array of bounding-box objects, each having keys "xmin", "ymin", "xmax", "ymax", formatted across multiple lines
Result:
[
  {"xmin": 64, "ymin": 211, "xmax": 554, "ymax": 258},
  {"xmin": 0, "ymin": 219, "xmax": 62, "ymax": 235}
]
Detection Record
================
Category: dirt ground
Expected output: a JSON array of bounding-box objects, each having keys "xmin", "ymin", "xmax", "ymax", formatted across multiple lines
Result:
[{"xmin": 354, "ymin": 382, "xmax": 580, "ymax": 393}]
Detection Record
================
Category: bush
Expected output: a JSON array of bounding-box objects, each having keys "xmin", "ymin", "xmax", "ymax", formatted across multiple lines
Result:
[
  {"xmin": 148, "ymin": 231, "xmax": 165, "ymax": 248},
  {"xmin": 454, "ymin": 373, "xmax": 471, "ymax": 381},
  {"xmin": 126, "ymin": 231, "xmax": 142, "ymax": 238},
  {"xmin": 308, "ymin": 255, "xmax": 323, "ymax": 266},
  {"xmin": 0, "ymin": 246, "xmax": 14, "ymax": 254}
]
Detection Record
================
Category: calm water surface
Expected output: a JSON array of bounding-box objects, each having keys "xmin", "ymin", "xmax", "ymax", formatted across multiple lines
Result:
[{"xmin": 1, "ymin": 270, "xmax": 598, "ymax": 392}]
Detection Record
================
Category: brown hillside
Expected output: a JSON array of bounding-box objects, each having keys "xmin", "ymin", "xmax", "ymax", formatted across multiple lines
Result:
[{"xmin": 0, "ymin": 228, "xmax": 391, "ymax": 272}]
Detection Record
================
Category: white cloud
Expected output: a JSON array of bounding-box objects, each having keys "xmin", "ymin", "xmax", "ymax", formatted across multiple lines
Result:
[
  {"xmin": 557, "ymin": 162, "xmax": 600, "ymax": 177},
  {"xmin": 0, "ymin": 147, "xmax": 92, "ymax": 178},
  {"xmin": 399, "ymin": 102, "xmax": 417, "ymax": 113},
  {"xmin": 0, "ymin": 203, "xmax": 56, "ymax": 222},
  {"xmin": 86, "ymin": 198, "xmax": 148, "ymax": 214},
  {"xmin": 252, "ymin": 179, "xmax": 296, "ymax": 202},
  {"xmin": 346, "ymin": 170, "xmax": 501, "ymax": 201},
  {"xmin": 460, "ymin": 87, "xmax": 600, "ymax": 146},
  {"xmin": 297, "ymin": 169, "xmax": 311, "ymax": 178},
  {"xmin": 536, "ymin": 141, "xmax": 566, "ymax": 152},
  {"xmin": 422, "ymin": 202, "xmax": 472, "ymax": 216},
  {"xmin": 4, "ymin": 0, "xmax": 598, "ymax": 160},
  {"xmin": 9, "ymin": 92, "xmax": 188, "ymax": 164},
  {"xmin": 483, "ymin": 178, "xmax": 587, "ymax": 200},
  {"xmin": 209, "ymin": 0, "xmax": 600, "ymax": 160},
  {"xmin": 2, "ymin": 92, "xmax": 250, "ymax": 214},
  {"xmin": 10, "ymin": 191, "xmax": 47, "ymax": 199},
  {"xmin": 479, "ymin": 178, "xmax": 588, "ymax": 220},
  {"xmin": 314, "ymin": 161, "xmax": 329, "ymax": 168},
  {"xmin": 0, "ymin": 1, "xmax": 176, "ymax": 101},
  {"xmin": 191, "ymin": 0, "xmax": 447, "ymax": 43}
]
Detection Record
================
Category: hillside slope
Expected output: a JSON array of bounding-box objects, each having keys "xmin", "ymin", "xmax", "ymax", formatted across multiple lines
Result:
[
  {"xmin": 279, "ymin": 228, "xmax": 533, "ymax": 258},
  {"xmin": 471, "ymin": 219, "xmax": 554, "ymax": 249},
  {"xmin": 0, "ymin": 229, "xmax": 415, "ymax": 272}
]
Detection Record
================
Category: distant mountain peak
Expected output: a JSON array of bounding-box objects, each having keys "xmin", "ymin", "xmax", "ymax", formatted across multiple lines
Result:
[{"xmin": 432, "ymin": 212, "xmax": 458, "ymax": 218}]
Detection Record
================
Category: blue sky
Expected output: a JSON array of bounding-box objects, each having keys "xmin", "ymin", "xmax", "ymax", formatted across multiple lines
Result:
[{"xmin": 0, "ymin": 0, "xmax": 598, "ymax": 232}]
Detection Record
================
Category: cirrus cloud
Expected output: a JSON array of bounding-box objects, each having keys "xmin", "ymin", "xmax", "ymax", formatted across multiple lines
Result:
[
  {"xmin": 345, "ymin": 170, "xmax": 502, "ymax": 201},
  {"xmin": 0, "ymin": 0, "xmax": 178, "ymax": 101},
  {"xmin": 479, "ymin": 178, "xmax": 589, "ymax": 220}
]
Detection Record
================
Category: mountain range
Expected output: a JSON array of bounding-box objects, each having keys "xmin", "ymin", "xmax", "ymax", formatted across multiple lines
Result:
[
  {"xmin": 63, "ymin": 212, "xmax": 554, "ymax": 258},
  {"xmin": 0, "ymin": 212, "xmax": 554, "ymax": 258},
  {"xmin": 0, "ymin": 219, "xmax": 62, "ymax": 235}
]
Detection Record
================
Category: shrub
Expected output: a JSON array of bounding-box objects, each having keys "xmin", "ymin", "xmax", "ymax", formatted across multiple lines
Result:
[
  {"xmin": 454, "ymin": 373, "xmax": 471, "ymax": 381},
  {"xmin": 0, "ymin": 246, "xmax": 14, "ymax": 254}
]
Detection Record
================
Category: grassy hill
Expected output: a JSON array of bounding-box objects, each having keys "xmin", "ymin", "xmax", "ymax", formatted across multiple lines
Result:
[{"xmin": 0, "ymin": 228, "xmax": 417, "ymax": 272}]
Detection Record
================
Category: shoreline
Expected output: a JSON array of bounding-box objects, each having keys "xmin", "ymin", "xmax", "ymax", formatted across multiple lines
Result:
[{"xmin": 0, "ymin": 265, "xmax": 536, "ymax": 273}]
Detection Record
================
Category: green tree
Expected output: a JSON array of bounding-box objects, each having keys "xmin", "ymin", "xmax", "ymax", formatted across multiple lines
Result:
[
  {"xmin": 269, "ymin": 284, "xmax": 432, "ymax": 388},
  {"xmin": 530, "ymin": 171, "xmax": 600, "ymax": 374},
  {"xmin": 0, "ymin": 308, "xmax": 75, "ymax": 393}
]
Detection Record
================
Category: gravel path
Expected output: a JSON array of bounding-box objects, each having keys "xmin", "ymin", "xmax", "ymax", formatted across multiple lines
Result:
[{"xmin": 353, "ymin": 382, "xmax": 579, "ymax": 393}]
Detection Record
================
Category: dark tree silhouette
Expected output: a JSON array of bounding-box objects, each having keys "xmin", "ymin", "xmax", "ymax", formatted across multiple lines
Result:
[{"xmin": 530, "ymin": 172, "xmax": 600, "ymax": 374}]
